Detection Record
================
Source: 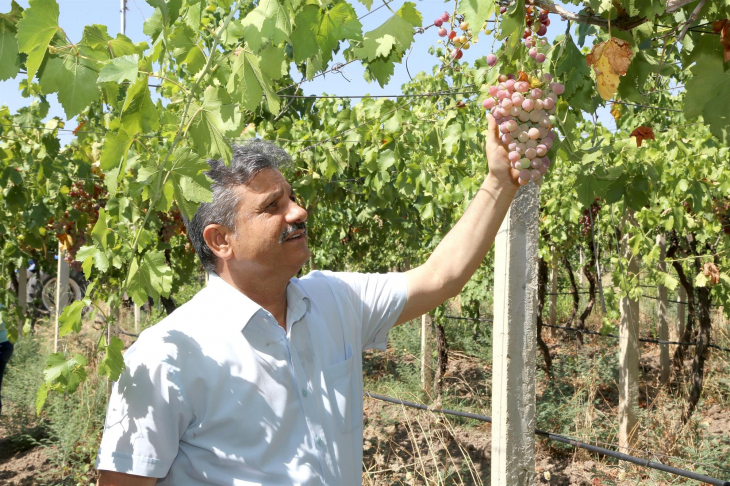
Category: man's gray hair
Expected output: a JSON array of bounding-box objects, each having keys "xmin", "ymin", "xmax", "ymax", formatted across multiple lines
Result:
[{"xmin": 183, "ymin": 140, "xmax": 292, "ymax": 273}]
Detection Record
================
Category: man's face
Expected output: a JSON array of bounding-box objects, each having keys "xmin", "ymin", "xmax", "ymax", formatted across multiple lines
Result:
[{"xmin": 227, "ymin": 168, "xmax": 310, "ymax": 276}]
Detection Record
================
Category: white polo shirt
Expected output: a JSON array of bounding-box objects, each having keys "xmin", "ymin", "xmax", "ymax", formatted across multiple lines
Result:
[{"xmin": 95, "ymin": 270, "xmax": 407, "ymax": 485}]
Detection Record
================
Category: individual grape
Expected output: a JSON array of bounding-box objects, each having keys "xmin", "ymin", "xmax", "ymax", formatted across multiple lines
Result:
[
  {"xmin": 519, "ymin": 169, "xmax": 531, "ymax": 181},
  {"xmin": 509, "ymin": 151, "xmax": 521, "ymax": 162},
  {"xmin": 534, "ymin": 99, "xmax": 544, "ymax": 111},
  {"xmin": 525, "ymin": 37, "xmax": 534, "ymax": 48},
  {"xmin": 536, "ymin": 144, "xmax": 547, "ymax": 156},
  {"xmin": 536, "ymin": 53, "xmax": 546, "ymax": 63},
  {"xmin": 501, "ymin": 98, "xmax": 514, "ymax": 110},
  {"xmin": 518, "ymin": 176, "xmax": 530, "ymax": 186},
  {"xmin": 516, "ymin": 81, "xmax": 530, "ymax": 93},
  {"xmin": 458, "ymin": 35, "xmax": 468, "ymax": 44},
  {"xmin": 515, "ymin": 143, "xmax": 526, "ymax": 154},
  {"xmin": 538, "ymin": 127, "xmax": 549, "ymax": 139},
  {"xmin": 500, "ymin": 6, "xmax": 507, "ymax": 14},
  {"xmin": 506, "ymin": 120, "xmax": 518, "ymax": 132},
  {"xmin": 528, "ymin": 127, "xmax": 541, "ymax": 139},
  {"xmin": 460, "ymin": 22, "xmax": 469, "ymax": 30},
  {"xmin": 530, "ymin": 88, "xmax": 542, "ymax": 99},
  {"xmin": 525, "ymin": 147, "xmax": 537, "ymax": 159},
  {"xmin": 529, "ymin": 47, "xmax": 538, "ymax": 58},
  {"xmin": 522, "ymin": 99, "xmax": 535, "ymax": 112},
  {"xmin": 501, "ymin": 133, "xmax": 513, "ymax": 144},
  {"xmin": 487, "ymin": 54, "xmax": 497, "ymax": 66},
  {"xmin": 462, "ymin": 42, "xmax": 471, "ymax": 50},
  {"xmin": 512, "ymin": 93, "xmax": 524, "ymax": 105},
  {"xmin": 504, "ymin": 79, "xmax": 516, "ymax": 91},
  {"xmin": 543, "ymin": 97, "xmax": 555, "ymax": 110},
  {"xmin": 529, "ymin": 110, "xmax": 542, "ymax": 123},
  {"xmin": 508, "ymin": 142, "xmax": 518, "ymax": 151},
  {"xmin": 537, "ymin": 25, "xmax": 547, "ymax": 36},
  {"xmin": 531, "ymin": 170, "xmax": 541, "ymax": 181},
  {"xmin": 488, "ymin": 85, "xmax": 499, "ymax": 96},
  {"xmin": 518, "ymin": 110, "xmax": 530, "ymax": 122},
  {"xmin": 483, "ymin": 98, "xmax": 495, "ymax": 109},
  {"xmin": 497, "ymin": 90, "xmax": 508, "ymax": 100},
  {"xmin": 526, "ymin": 139, "xmax": 538, "ymax": 149},
  {"xmin": 520, "ymin": 158, "xmax": 531, "ymax": 169},
  {"xmin": 518, "ymin": 131, "xmax": 529, "ymax": 143},
  {"xmin": 531, "ymin": 157, "xmax": 543, "ymax": 168},
  {"xmin": 448, "ymin": 30, "xmax": 457, "ymax": 39},
  {"xmin": 438, "ymin": 28, "xmax": 447, "ymax": 36},
  {"xmin": 543, "ymin": 73, "xmax": 553, "ymax": 82},
  {"xmin": 539, "ymin": 116, "xmax": 550, "ymax": 128},
  {"xmin": 451, "ymin": 48, "xmax": 463, "ymax": 59},
  {"xmin": 441, "ymin": 12, "xmax": 450, "ymax": 21},
  {"xmin": 499, "ymin": 73, "xmax": 509, "ymax": 83},
  {"xmin": 510, "ymin": 106, "xmax": 520, "ymax": 116},
  {"xmin": 550, "ymin": 83, "xmax": 565, "ymax": 95},
  {"xmin": 435, "ymin": 19, "xmax": 443, "ymax": 27}
]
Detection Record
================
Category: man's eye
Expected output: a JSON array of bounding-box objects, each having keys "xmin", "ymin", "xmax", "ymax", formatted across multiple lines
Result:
[{"xmin": 267, "ymin": 200, "xmax": 278, "ymax": 209}]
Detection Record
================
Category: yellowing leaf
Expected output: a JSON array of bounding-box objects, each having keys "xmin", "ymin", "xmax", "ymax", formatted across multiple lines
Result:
[{"xmin": 586, "ymin": 37, "xmax": 634, "ymax": 100}]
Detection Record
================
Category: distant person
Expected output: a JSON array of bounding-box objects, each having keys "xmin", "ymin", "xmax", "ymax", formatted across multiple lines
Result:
[
  {"xmin": 95, "ymin": 115, "xmax": 519, "ymax": 485},
  {"xmin": 0, "ymin": 307, "xmax": 14, "ymax": 416}
]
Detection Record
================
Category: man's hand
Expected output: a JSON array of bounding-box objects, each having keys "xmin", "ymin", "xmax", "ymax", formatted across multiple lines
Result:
[
  {"xmin": 98, "ymin": 471, "xmax": 158, "ymax": 486},
  {"xmin": 485, "ymin": 113, "xmax": 521, "ymax": 189}
]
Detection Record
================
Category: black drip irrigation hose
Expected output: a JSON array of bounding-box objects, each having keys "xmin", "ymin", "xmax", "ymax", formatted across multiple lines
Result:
[{"xmin": 364, "ymin": 392, "xmax": 730, "ymax": 486}]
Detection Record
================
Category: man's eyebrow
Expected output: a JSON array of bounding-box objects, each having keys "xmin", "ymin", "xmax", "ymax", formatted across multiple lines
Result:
[{"xmin": 261, "ymin": 188, "xmax": 284, "ymax": 207}]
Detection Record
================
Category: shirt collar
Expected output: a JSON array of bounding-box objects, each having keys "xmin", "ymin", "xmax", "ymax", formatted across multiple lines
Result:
[{"xmin": 206, "ymin": 273, "xmax": 310, "ymax": 332}]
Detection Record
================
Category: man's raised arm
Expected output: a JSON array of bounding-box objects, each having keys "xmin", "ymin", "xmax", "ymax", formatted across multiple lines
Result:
[{"xmin": 396, "ymin": 114, "xmax": 520, "ymax": 325}]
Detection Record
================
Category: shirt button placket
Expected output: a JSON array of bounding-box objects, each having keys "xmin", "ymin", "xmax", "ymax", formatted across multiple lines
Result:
[{"xmin": 302, "ymin": 388, "xmax": 308, "ymax": 398}]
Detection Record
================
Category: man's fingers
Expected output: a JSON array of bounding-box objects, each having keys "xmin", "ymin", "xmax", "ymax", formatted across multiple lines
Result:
[{"xmin": 486, "ymin": 113, "xmax": 498, "ymax": 144}]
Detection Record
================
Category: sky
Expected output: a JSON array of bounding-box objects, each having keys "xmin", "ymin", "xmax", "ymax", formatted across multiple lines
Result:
[{"xmin": 0, "ymin": 0, "xmax": 614, "ymax": 146}]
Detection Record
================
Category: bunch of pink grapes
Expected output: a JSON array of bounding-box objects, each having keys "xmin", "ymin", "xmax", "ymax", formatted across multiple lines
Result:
[{"xmin": 482, "ymin": 73, "xmax": 565, "ymax": 186}]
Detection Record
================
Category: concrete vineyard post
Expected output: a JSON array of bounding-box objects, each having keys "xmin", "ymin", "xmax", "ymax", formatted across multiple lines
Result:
[
  {"xmin": 579, "ymin": 246, "xmax": 584, "ymax": 286},
  {"xmin": 491, "ymin": 184, "xmax": 539, "ymax": 486},
  {"xmin": 18, "ymin": 265, "xmax": 27, "ymax": 339},
  {"xmin": 134, "ymin": 303, "xmax": 140, "ymax": 334},
  {"xmin": 548, "ymin": 250, "xmax": 558, "ymax": 335},
  {"xmin": 676, "ymin": 286, "xmax": 686, "ymax": 342},
  {"xmin": 54, "ymin": 243, "xmax": 70, "ymax": 354},
  {"xmin": 619, "ymin": 211, "xmax": 640, "ymax": 451},
  {"xmin": 656, "ymin": 234, "xmax": 670, "ymax": 384},
  {"xmin": 421, "ymin": 313, "xmax": 434, "ymax": 394}
]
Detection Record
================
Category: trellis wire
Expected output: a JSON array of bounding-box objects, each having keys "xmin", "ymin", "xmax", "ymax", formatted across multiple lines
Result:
[{"xmin": 364, "ymin": 392, "xmax": 730, "ymax": 486}]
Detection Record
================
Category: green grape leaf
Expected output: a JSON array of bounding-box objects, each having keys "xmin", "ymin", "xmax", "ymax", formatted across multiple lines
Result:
[
  {"xmin": 38, "ymin": 48, "xmax": 101, "ymax": 118},
  {"xmin": 125, "ymin": 250, "xmax": 173, "ymax": 306},
  {"xmin": 291, "ymin": 5, "xmax": 322, "ymax": 63},
  {"xmin": 146, "ymin": 0, "xmax": 181, "ymax": 27},
  {"xmin": 363, "ymin": 54, "xmax": 396, "ymax": 87},
  {"xmin": 99, "ymin": 129, "xmax": 134, "ymax": 195},
  {"xmin": 227, "ymin": 49, "xmax": 280, "ymax": 114},
  {"xmin": 168, "ymin": 25, "xmax": 205, "ymax": 74},
  {"xmin": 240, "ymin": 0, "xmax": 293, "ymax": 52},
  {"xmin": 552, "ymin": 35, "xmax": 591, "ymax": 99},
  {"xmin": 36, "ymin": 383, "xmax": 47, "ymax": 415},
  {"xmin": 259, "ymin": 45, "xmax": 287, "ymax": 80},
  {"xmin": 575, "ymin": 174, "xmax": 607, "ymax": 207},
  {"xmin": 165, "ymin": 147, "xmax": 213, "ymax": 220},
  {"xmin": 77, "ymin": 245, "xmax": 110, "ymax": 274},
  {"xmin": 42, "ymin": 352, "xmax": 88, "ymax": 394},
  {"xmin": 377, "ymin": 149, "xmax": 396, "ymax": 172},
  {"xmin": 58, "ymin": 300, "xmax": 86, "ymax": 337},
  {"xmin": 317, "ymin": 2, "xmax": 362, "ymax": 64},
  {"xmin": 497, "ymin": 0, "xmax": 524, "ymax": 42},
  {"xmin": 0, "ymin": 7, "xmax": 20, "ymax": 81},
  {"xmin": 459, "ymin": 0, "xmax": 495, "ymax": 41},
  {"xmin": 98, "ymin": 336, "xmax": 125, "ymax": 381},
  {"xmin": 121, "ymin": 76, "xmax": 160, "ymax": 135},
  {"xmin": 685, "ymin": 44, "xmax": 730, "ymax": 144},
  {"xmin": 97, "ymin": 54, "xmax": 139, "ymax": 83},
  {"xmin": 91, "ymin": 208, "xmax": 111, "ymax": 250},
  {"xmin": 16, "ymin": 0, "xmax": 59, "ymax": 80},
  {"xmin": 189, "ymin": 86, "xmax": 233, "ymax": 163},
  {"xmin": 353, "ymin": 2, "xmax": 421, "ymax": 62}
]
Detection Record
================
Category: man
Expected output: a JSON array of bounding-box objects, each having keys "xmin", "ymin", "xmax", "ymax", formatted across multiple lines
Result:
[{"xmin": 96, "ymin": 114, "xmax": 519, "ymax": 485}]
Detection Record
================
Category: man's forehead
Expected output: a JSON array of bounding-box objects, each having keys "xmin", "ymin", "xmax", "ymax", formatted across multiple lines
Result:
[{"xmin": 242, "ymin": 168, "xmax": 290, "ymax": 195}]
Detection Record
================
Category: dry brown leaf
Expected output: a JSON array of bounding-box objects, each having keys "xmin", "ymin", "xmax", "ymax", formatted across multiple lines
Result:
[
  {"xmin": 611, "ymin": 104, "xmax": 621, "ymax": 120},
  {"xmin": 586, "ymin": 37, "xmax": 635, "ymax": 100},
  {"xmin": 703, "ymin": 262, "xmax": 720, "ymax": 285},
  {"xmin": 630, "ymin": 125, "xmax": 654, "ymax": 147},
  {"xmin": 713, "ymin": 20, "xmax": 730, "ymax": 63}
]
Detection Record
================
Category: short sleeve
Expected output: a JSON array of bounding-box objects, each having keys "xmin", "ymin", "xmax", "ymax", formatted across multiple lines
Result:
[
  {"xmin": 95, "ymin": 338, "xmax": 191, "ymax": 478},
  {"xmin": 329, "ymin": 272, "xmax": 408, "ymax": 351}
]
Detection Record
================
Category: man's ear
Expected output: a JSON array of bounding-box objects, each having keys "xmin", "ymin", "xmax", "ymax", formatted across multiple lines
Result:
[{"xmin": 203, "ymin": 224, "xmax": 235, "ymax": 261}]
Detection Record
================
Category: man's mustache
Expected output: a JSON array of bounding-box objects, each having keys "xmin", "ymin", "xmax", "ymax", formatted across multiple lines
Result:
[{"xmin": 279, "ymin": 222, "xmax": 307, "ymax": 243}]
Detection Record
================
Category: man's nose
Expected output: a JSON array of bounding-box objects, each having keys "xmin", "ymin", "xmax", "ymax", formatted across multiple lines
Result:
[{"xmin": 288, "ymin": 200, "xmax": 307, "ymax": 223}]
